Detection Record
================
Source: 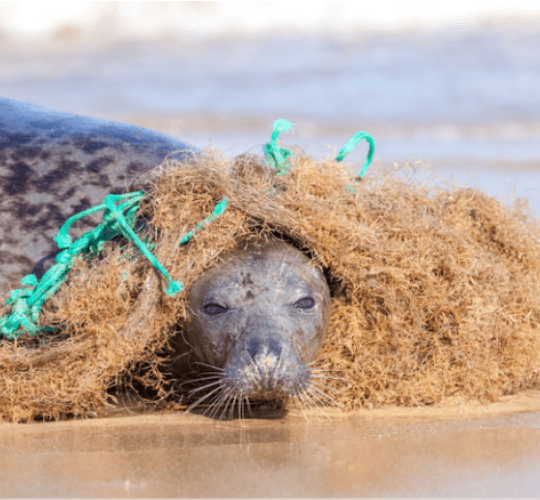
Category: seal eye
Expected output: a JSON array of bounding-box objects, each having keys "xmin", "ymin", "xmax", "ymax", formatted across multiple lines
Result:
[
  {"xmin": 203, "ymin": 303, "xmax": 228, "ymax": 315},
  {"xmin": 294, "ymin": 297, "xmax": 315, "ymax": 309}
]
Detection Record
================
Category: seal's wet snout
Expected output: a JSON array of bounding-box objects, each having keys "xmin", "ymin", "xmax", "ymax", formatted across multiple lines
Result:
[
  {"xmin": 224, "ymin": 331, "xmax": 312, "ymax": 399},
  {"xmin": 184, "ymin": 238, "xmax": 331, "ymax": 406}
]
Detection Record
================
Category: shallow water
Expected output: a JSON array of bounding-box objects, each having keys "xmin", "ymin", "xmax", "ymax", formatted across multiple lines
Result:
[{"xmin": 1, "ymin": 402, "xmax": 540, "ymax": 498}]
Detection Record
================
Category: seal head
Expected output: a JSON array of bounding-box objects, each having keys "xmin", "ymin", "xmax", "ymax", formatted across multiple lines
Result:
[{"xmin": 184, "ymin": 239, "xmax": 331, "ymax": 401}]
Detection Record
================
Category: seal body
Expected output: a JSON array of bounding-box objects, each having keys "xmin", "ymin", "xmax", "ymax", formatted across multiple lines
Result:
[
  {"xmin": 182, "ymin": 239, "xmax": 332, "ymax": 403},
  {"xmin": 0, "ymin": 97, "xmax": 193, "ymax": 297}
]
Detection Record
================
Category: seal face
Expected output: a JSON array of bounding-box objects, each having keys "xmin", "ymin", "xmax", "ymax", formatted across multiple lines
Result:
[{"xmin": 184, "ymin": 239, "xmax": 331, "ymax": 402}]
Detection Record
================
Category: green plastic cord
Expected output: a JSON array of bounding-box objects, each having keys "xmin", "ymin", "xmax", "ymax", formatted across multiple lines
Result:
[
  {"xmin": 0, "ymin": 191, "xmax": 228, "ymax": 339},
  {"xmin": 335, "ymin": 131, "xmax": 376, "ymax": 193},
  {"xmin": 335, "ymin": 130, "xmax": 375, "ymax": 178},
  {"xmin": 180, "ymin": 198, "xmax": 229, "ymax": 245},
  {"xmin": 263, "ymin": 120, "xmax": 375, "ymax": 188},
  {"xmin": 263, "ymin": 119, "xmax": 294, "ymax": 175}
]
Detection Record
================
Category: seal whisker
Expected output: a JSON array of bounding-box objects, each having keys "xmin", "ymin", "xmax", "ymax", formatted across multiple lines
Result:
[
  {"xmin": 217, "ymin": 388, "xmax": 236, "ymax": 420},
  {"xmin": 187, "ymin": 380, "xmax": 224, "ymax": 396},
  {"xmin": 306, "ymin": 385, "xmax": 341, "ymax": 410},
  {"xmin": 238, "ymin": 394, "xmax": 244, "ymax": 421},
  {"xmin": 304, "ymin": 387, "xmax": 326, "ymax": 408},
  {"xmin": 293, "ymin": 394, "xmax": 309, "ymax": 421},
  {"xmin": 301, "ymin": 390, "xmax": 317, "ymax": 410},
  {"xmin": 193, "ymin": 362, "xmax": 225, "ymax": 372},
  {"xmin": 193, "ymin": 370, "xmax": 227, "ymax": 377},
  {"xmin": 242, "ymin": 395, "xmax": 250, "ymax": 420},
  {"xmin": 308, "ymin": 386, "xmax": 343, "ymax": 412},
  {"xmin": 204, "ymin": 390, "xmax": 229, "ymax": 419},
  {"xmin": 307, "ymin": 383, "xmax": 337, "ymax": 402},
  {"xmin": 187, "ymin": 384, "xmax": 224, "ymax": 411},
  {"xmin": 190, "ymin": 374, "xmax": 224, "ymax": 382},
  {"xmin": 174, "ymin": 379, "xmax": 199, "ymax": 390},
  {"xmin": 308, "ymin": 364, "xmax": 347, "ymax": 372},
  {"xmin": 303, "ymin": 390, "xmax": 332, "ymax": 421},
  {"xmin": 226, "ymin": 392, "xmax": 239, "ymax": 420},
  {"xmin": 311, "ymin": 374, "xmax": 351, "ymax": 383},
  {"xmin": 310, "ymin": 370, "xmax": 347, "ymax": 374},
  {"xmin": 298, "ymin": 390, "xmax": 314, "ymax": 410},
  {"xmin": 182, "ymin": 375, "xmax": 224, "ymax": 388},
  {"xmin": 205, "ymin": 384, "xmax": 235, "ymax": 418},
  {"xmin": 298, "ymin": 392, "xmax": 310, "ymax": 420},
  {"xmin": 192, "ymin": 388, "xmax": 225, "ymax": 412},
  {"xmin": 310, "ymin": 381, "xmax": 347, "ymax": 396},
  {"xmin": 207, "ymin": 393, "xmax": 226, "ymax": 420},
  {"xmin": 173, "ymin": 375, "xmax": 224, "ymax": 395},
  {"xmin": 229, "ymin": 394, "xmax": 238, "ymax": 420},
  {"xmin": 244, "ymin": 394, "xmax": 253, "ymax": 417}
]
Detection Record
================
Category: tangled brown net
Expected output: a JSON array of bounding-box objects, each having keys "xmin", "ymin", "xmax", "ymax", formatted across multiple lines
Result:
[{"xmin": 1, "ymin": 150, "xmax": 540, "ymax": 422}]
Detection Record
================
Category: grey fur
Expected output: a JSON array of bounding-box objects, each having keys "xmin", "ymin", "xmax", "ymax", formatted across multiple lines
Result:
[
  {"xmin": 182, "ymin": 239, "xmax": 331, "ymax": 400},
  {"xmin": 0, "ymin": 97, "xmax": 193, "ymax": 297}
]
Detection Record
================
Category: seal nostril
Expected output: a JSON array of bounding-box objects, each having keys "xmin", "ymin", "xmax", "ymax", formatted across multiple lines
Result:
[
  {"xmin": 247, "ymin": 341, "xmax": 260, "ymax": 361},
  {"xmin": 267, "ymin": 338, "xmax": 282, "ymax": 359}
]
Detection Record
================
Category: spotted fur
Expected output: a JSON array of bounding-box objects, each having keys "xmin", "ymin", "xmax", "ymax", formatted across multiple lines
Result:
[{"xmin": 0, "ymin": 97, "xmax": 193, "ymax": 297}]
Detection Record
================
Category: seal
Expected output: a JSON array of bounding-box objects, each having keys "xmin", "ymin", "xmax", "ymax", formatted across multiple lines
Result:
[
  {"xmin": 0, "ymin": 97, "xmax": 193, "ymax": 297},
  {"xmin": 177, "ymin": 238, "xmax": 332, "ymax": 414},
  {"xmin": 0, "ymin": 98, "xmax": 332, "ymax": 416}
]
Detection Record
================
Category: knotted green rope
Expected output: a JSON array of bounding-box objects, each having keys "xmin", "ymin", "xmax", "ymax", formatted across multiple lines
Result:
[
  {"xmin": 0, "ymin": 192, "xmax": 138, "ymax": 338},
  {"xmin": 0, "ymin": 191, "xmax": 228, "ymax": 340},
  {"xmin": 264, "ymin": 119, "xmax": 294, "ymax": 175},
  {"xmin": 56, "ymin": 192, "xmax": 182, "ymax": 297}
]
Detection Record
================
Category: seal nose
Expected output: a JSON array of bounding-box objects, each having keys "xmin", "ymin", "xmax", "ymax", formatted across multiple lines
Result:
[
  {"xmin": 247, "ymin": 338, "xmax": 282, "ymax": 362},
  {"xmin": 246, "ymin": 339, "xmax": 283, "ymax": 390}
]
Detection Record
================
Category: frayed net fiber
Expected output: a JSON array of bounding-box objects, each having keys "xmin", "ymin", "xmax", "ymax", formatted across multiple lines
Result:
[{"xmin": 1, "ymin": 150, "xmax": 540, "ymax": 421}]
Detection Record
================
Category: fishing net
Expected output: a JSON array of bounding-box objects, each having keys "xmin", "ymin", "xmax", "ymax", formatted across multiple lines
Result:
[{"xmin": 1, "ymin": 149, "xmax": 540, "ymax": 421}]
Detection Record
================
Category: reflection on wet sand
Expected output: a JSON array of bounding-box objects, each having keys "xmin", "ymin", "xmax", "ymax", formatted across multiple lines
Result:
[{"xmin": 1, "ymin": 394, "xmax": 540, "ymax": 497}]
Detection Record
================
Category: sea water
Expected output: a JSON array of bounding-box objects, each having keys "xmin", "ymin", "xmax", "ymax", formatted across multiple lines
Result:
[{"xmin": 1, "ymin": 21, "xmax": 539, "ymax": 212}]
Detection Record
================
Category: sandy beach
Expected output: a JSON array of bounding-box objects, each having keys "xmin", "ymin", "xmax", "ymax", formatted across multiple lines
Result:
[{"xmin": 2, "ymin": 4, "xmax": 540, "ymax": 497}]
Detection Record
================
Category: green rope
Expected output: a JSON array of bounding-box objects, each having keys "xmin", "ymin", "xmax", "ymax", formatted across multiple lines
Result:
[
  {"xmin": 54, "ymin": 191, "xmax": 181, "ymax": 296},
  {"xmin": 335, "ymin": 131, "xmax": 375, "ymax": 193},
  {"xmin": 264, "ymin": 119, "xmax": 294, "ymax": 175},
  {"xmin": 264, "ymin": 121, "xmax": 375, "ymax": 184},
  {"xmin": 1, "ymin": 191, "xmax": 230, "ymax": 339},
  {"xmin": 336, "ymin": 130, "xmax": 375, "ymax": 177},
  {"xmin": 1, "ymin": 192, "xmax": 167, "ymax": 339},
  {"xmin": 180, "ymin": 198, "xmax": 229, "ymax": 245}
]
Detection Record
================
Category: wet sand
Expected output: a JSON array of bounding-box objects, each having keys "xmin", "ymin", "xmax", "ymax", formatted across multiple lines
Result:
[{"xmin": 1, "ymin": 391, "xmax": 540, "ymax": 498}]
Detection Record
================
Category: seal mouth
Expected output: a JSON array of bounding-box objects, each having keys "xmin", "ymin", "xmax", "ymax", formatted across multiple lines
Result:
[
  {"xmin": 221, "ymin": 344, "xmax": 313, "ymax": 399},
  {"xmin": 184, "ymin": 359, "xmax": 347, "ymax": 420},
  {"xmin": 221, "ymin": 366, "xmax": 312, "ymax": 400},
  {"xmin": 185, "ymin": 359, "xmax": 316, "ymax": 419}
]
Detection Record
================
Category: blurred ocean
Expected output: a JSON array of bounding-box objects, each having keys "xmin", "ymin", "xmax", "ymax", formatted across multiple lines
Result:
[{"xmin": 1, "ymin": 2, "xmax": 540, "ymax": 213}]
